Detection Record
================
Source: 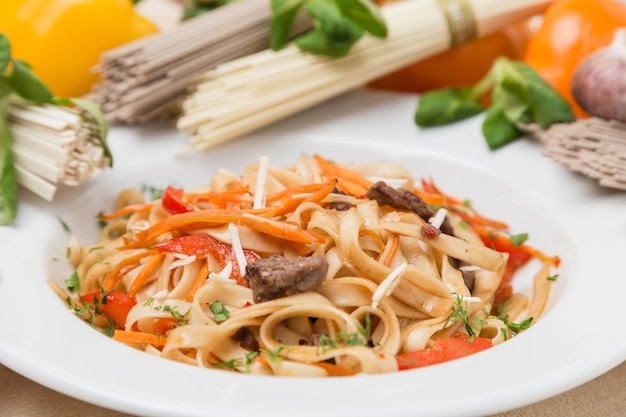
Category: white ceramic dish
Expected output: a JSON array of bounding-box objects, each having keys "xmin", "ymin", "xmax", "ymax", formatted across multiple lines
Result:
[{"xmin": 1, "ymin": 90, "xmax": 625, "ymax": 417}]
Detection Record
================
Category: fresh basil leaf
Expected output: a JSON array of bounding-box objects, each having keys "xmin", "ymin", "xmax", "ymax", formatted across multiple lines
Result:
[
  {"xmin": 415, "ymin": 88, "xmax": 485, "ymax": 127},
  {"xmin": 0, "ymin": 33, "xmax": 10, "ymax": 74},
  {"xmin": 270, "ymin": 0, "xmax": 306, "ymax": 51},
  {"xmin": 9, "ymin": 59, "xmax": 54, "ymax": 103},
  {"xmin": 336, "ymin": 0, "xmax": 387, "ymax": 38},
  {"xmin": 482, "ymin": 103, "xmax": 522, "ymax": 150},
  {"xmin": 0, "ymin": 97, "xmax": 16, "ymax": 225},
  {"xmin": 295, "ymin": 25, "xmax": 362, "ymax": 58},
  {"xmin": 304, "ymin": 0, "xmax": 363, "ymax": 55},
  {"xmin": 511, "ymin": 61, "xmax": 575, "ymax": 128},
  {"xmin": 53, "ymin": 97, "xmax": 113, "ymax": 167},
  {"xmin": 0, "ymin": 76, "xmax": 11, "ymax": 98}
]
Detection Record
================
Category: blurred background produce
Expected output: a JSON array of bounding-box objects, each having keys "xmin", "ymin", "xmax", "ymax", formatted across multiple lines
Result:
[
  {"xmin": 523, "ymin": 0, "xmax": 626, "ymax": 118},
  {"xmin": 0, "ymin": 0, "xmax": 158, "ymax": 98}
]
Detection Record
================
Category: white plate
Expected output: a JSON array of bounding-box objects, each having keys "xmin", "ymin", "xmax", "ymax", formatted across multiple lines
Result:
[{"xmin": 1, "ymin": 90, "xmax": 625, "ymax": 417}]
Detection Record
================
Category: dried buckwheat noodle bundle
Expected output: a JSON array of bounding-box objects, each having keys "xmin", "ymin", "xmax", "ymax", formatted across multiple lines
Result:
[{"xmin": 88, "ymin": 0, "xmax": 311, "ymax": 124}]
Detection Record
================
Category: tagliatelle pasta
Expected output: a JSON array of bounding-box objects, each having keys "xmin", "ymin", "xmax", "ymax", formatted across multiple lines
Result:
[{"xmin": 52, "ymin": 154, "xmax": 560, "ymax": 377}]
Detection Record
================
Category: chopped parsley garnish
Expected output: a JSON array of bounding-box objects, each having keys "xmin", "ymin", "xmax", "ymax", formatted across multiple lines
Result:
[
  {"xmin": 56, "ymin": 215, "xmax": 71, "ymax": 233},
  {"xmin": 443, "ymin": 294, "xmax": 476, "ymax": 338},
  {"xmin": 547, "ymin": 274, "xmax": 559, "ymax": 281},
  {"xmin": 65, "ymin": 271, "xmax": 80, "ymax": 292},
  {"xmin": 209, "ymin": 301, "xmax": 230, "ymax": 323},
  {"xmin": 509, "ymin": 233, "xmax": 529, "ymax": 246},
  {"xmin": 266, "ymin": 345, "xmax": 286, "ymax": 363},
  {"xmin": 141, "ymin": 184, "xmax": 164, "ymax": 201}
]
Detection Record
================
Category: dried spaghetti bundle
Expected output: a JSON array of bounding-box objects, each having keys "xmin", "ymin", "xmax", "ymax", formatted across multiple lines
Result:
[
  {"xmin": 89, "ymin": 0, "xmax": 311, "ymax": 124},
  {"xmin": 9, "ymin": 98, "xmax": 110, "ymax": 201},
  {"xmin": 177, "ymin": 0, "xmax": 552, "ymax": 152}
]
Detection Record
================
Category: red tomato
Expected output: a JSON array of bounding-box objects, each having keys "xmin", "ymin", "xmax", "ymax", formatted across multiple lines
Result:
[
  {"xmin": 82, "ymin": 290, "xmax": 137, "ymax": 327},
  {"xmin": 396, "ymin": 333, "xmax": 493, "ymax": 370},
  {"xmin": 162, "ymin": 186, "xmax": 195, "ymax": 214}
]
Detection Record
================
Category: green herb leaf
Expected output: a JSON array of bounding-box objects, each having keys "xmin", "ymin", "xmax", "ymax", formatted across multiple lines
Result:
[
  {"xmin": 0, "ymin": 34, "xmax": 10, "ymax": 73},
  {"xmin": 415, "ymin": 88, "xmax": 485, "ymax": 127},
  {"xmin": 414, "ymin": 57, "xmax": 575, "ymax": 149},
  {"xmin": 482, "ymin": 103, "xmax": 522, "ymax": 150},
  {"xmin": 506, "ymin": 317, "xmax": 533, "ymax": 334},
  {"xmin": 547, "ymin": 274, "xmax": 559, "ymax": 282},
  {"xmin": 297, "ymin": 0, "xmax": 363, "ymax": 58},
  {"xmin": 509, "ymin": 233, "xmax": 528, "ymax": 246},
  {"xmin": 65, "ymin": 272, "xmax": 81, "ymax": 292},
  {"xmin": 209, "ymin": 300, "xmax": 230, "ymax": 323},
  {"xmin": 508, "ymin": 61, "xmax": 574, "ymax": 129},
  {"xmin": 9, "ymin": 59, "xmax": 54, "ymax": 103},
  {"xmin": 271, "ymin": 0, "xmax": 386, "ymax": 57},
  {"xmin": 270, "ymin": 0, "xmax": 306, "ymax": 51},
  {"xmin": 0, "ymin": 96, "xmax": 16, "ymax": 225},
  {"xmin": 335, "ymin": 0, "xmax": 387, "ymax": 38}
]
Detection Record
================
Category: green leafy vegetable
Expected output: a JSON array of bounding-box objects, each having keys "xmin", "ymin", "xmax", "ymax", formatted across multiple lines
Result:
[
  {"xmin": 181, "ymin": 0, "xmax": 234, "ymax": 21},
  {"xmin": 415, "ymin": 57, "xmax": 575, "ymax": 149},
  {"xmin": 209, "ymin": 300, "xmax": 230, "ymax": 323},
  {"xmin": 0, "ymin": 32, "xmax": 111, "ymax": 225},
  {"xmin": 271, "ymin": 0, "xmax": 387, "ymax": 57},
  {"xmin": 509, "ymin": 233, "xmax": 529, "ymax": 247}
]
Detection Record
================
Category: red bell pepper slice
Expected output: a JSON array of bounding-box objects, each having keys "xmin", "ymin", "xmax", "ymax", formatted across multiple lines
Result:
[
  {"xmin": 162, "ymin": 185, "xmax": 196, "ymax": 215},
  {"xmin": 81, "ymin": 290, "xmax": 137, "ymax": 328},
  {"xmin": 396, "ymin": 333, "xmax": 493, "ymax": 370},
  {"xmin": 154, "ymin": 233, "xmax": 260, "ymax": 285}
]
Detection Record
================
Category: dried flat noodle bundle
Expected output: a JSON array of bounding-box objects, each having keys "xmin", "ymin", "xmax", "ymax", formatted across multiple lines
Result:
[
  {"xmin": 177, "ymin": 0, "xmax": 552, "ymax": 152},
  {"xmin": 542, "ymin": 118, "xmax": 626, "ymax": 191},
  {"xmin": 88, "ymin": 0, "xmax": 311, "ymax": 124},
  {"xmin": 8, "ymin": 97, "xmax": 110, "ymax": 201}
]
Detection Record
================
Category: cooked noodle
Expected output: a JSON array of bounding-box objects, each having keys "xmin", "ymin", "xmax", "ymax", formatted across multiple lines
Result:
[{"xmin": 54, "ymin": 155, "xmax": 559, "ymax": 376}]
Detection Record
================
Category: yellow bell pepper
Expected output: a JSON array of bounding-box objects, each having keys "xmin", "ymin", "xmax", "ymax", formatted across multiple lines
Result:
[{"xmin": 0, "ymin": 0, "xmax": 158, "ymax": 97}]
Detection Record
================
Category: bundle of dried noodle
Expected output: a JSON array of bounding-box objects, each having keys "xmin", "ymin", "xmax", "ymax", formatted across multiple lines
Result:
[
  {"xmin": 88, "ymin": 0, "xmax": 311, "ymax": 124},
  {"xmin": 542, "ymin": 118, "xmax": 626, "ymax": 191},
  {"xmin": 9, "ymin": 98, "xmax": 110, "ymax": 201},
  {"xmin": 177, "ymin": 0, "xmax": 552, "ymax": 152}
]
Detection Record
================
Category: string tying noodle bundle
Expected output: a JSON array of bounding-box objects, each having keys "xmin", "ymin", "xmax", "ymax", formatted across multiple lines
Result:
[
  {"xmin": 177, "ymin": 0, "xmax": 552, "ymax": 152},
  {"xmin": 55, "ymin": 155, "xmax": 558, "ymax": 377}
]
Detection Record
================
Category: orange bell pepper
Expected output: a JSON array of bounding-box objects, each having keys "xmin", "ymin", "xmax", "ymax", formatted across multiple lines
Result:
[{"xmin": 523, "ymin": 0, "xmax": 626, "ymax": 118}]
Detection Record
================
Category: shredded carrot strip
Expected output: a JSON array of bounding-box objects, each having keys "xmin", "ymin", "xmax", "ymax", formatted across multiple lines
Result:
[
  {"xmin": 265, "ymin": 182, "xmax": 332, "ymax": 202},
  {"xmin": 113, "ymin": 329, "xmax": 168, "ymax": 347},
  {"xmin": 127, "ymin": 252, "xmax": 166, "ymax": 296},
  {"xmin": 99, "ymin": 204, "xmax": 153, "ymax": 221},
  {"xmin": 102, "ymin": 250, "xmax": 157, "ymax": 291},
  {"xmin": 312, "ymin": 361, "xmax": 356, "ymax": 376},
  {"xmin": 380, "ymin": 234, "xmax": 400, "ymax": 267},
  {"xmin": 186, "ymin": 260, "xmax": 209, "ymax": 302},
  {"xmin": 130, "ymin": 209, "xmax": 325, "ymax": 247},
  {"xmin": 188, "ymin": 185, "xmax": 254, "ymax": 208},
  {"xmin": 265, "ymin": 179, "xmax": 338, "ymax": 217},
  {"xmin": 313, "ymin": 154, "xmax": 372, "ymax": 197},
  {"xmin": 452, "ymin": 209, "xmax": 509, "ymax": 230}
]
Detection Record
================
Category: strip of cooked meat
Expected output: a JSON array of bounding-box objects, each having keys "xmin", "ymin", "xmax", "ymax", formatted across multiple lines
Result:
[
  {"xmin": 366, "ymin": 181, "xmax": 454, "ymax": 235},
  {"xmin": 368, "ymin": 181, "xmax": 475, "ymax": 292},
  {"xmin": 244, "ymin": 255, "xmax": 328, "ymax": 303}
]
